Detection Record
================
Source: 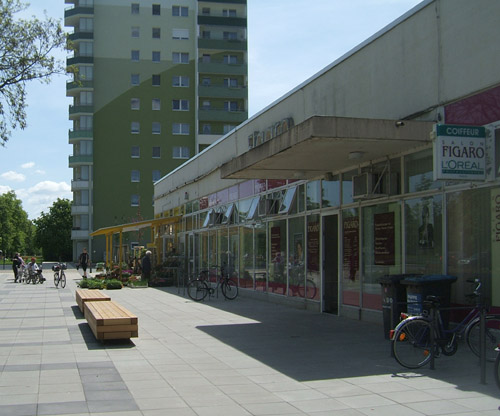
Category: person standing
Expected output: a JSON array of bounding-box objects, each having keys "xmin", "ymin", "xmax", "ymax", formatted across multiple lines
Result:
[
  {"xmin": 141, "ymin": 250, "xmax": 152, "ymax": 283},
  {"xmin": 79, "ymin": 248, "xmax": 91, "ymax": 278},
  {"xmin": 12, "ymin": 253, "xmax": 23, "ymax": 282}
]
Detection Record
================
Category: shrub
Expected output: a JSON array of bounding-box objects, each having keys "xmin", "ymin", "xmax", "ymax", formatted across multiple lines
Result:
[
  {"xmin": 78, "ymin": 279, "xmax": 89, "ymax": 288},
  {"xmin": 105, "ymin": 279, "xmax": 123, "ymax": 290},
  {"xmin": 87, "ymin": 279, "xmax": 105, "ymax": 289}
]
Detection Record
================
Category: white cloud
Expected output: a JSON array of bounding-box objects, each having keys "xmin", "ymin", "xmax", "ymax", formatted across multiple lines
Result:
[
  {"xmin": 35, "ymin": 169, "xmax": 46, "ymax": 175},
  {"xmin": 27, "ymin": 181, "xmax": 71, "ymax": 195},
  {"xmin": 21, "ymin": 162, "xmax": 35, "ymax": 169},
  {"xmin": 1, "ymin": 171, "xmax": 26, "ymax": 182},
  {"xmin": 0, "ymin": 185, "xmax": 12, "ymax": 195}
]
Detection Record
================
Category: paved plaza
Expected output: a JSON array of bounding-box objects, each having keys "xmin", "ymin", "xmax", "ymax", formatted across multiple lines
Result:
[{"xmin": 0, "ymin": 264, "xmax": 498, "ymax": 416}]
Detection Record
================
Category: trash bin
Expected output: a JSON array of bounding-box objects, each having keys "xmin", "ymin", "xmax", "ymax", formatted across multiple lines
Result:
[
  {"xmin": 379, "ymin": 274, "xmax": 421, "ymax": 339},
  {"xmin": 401, "ymin": 274, "xmax": 457, "ymax": 327}
]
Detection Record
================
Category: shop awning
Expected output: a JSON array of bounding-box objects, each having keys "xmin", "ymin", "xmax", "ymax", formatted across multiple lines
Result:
[
  {"xmin": 90, "ymin": 216, "xmax": 181, "ymax": 237},
  {"xmin": 220, "ymin": 116, "xmax": 435, "ymax": 180}
]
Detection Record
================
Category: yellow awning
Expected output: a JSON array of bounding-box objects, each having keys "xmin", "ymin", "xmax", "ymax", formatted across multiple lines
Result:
[{"xmin": 90, "ymin": 216, "xmax": 181, "ymax": 237}]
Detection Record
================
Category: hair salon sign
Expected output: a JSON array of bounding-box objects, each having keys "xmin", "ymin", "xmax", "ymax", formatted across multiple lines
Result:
[{"xmin": 433, "ymin": 124, "xmax": 486, "ymax": 181}]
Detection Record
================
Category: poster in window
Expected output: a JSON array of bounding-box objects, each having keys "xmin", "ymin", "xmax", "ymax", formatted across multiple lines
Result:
[
  {"xmin": 374, "ymin": 212, "xmax": 395, "ymax": 265},
  {"xmin": 343, "ymin": 216, "xmax": 359, "ymax": 281},
  {"xmin": 307, "ymin": 221, "xmax": 320, "ymax": 272}
]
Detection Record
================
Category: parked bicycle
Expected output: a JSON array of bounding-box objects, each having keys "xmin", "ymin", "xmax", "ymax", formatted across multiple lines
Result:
[
  {"xmin": 288, "ymin": 264, "xmax": 317, "ymax": 299},
  {"xmin": 52, "ymin": 263, "xmax": 67, "ymax": 288},
  {"xmin": 391, "ymin": 279, "xmax": 500, "ymax": 369},
  {"xmin": 494, "ymin": 345, "xmax": 500, "ymax": 389},
  {"xmin": 187, "ymin": 265, "xmax": 238, "ymax": 301}
]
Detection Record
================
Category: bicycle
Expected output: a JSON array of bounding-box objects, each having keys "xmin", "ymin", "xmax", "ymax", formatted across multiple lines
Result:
[
  {"xmin": 52, "ymin": 263, "xmax": 67, "ymax": 288},
  {"xmin": 391, "ymin": 279, "xmax": 500, "ymax": 369},
  {"xmin": 288, "ymin": 264, "xmax": 317, "ymax": 299},
  {"xmin": 25, "ymin": 268, "xmax": 45, "ymax": 284},
  {"xmin": 494, "ymin": 345, "xmax": 500, "ymax": 389},
  {"xmin": 187, "ymin": 265, "xmax": 238, "ymax": 301}
]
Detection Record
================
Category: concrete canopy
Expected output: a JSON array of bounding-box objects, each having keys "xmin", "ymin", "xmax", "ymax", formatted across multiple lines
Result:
[{"xmin": 220, "ymin": 116, "xmax": 435, "ymax": 180}]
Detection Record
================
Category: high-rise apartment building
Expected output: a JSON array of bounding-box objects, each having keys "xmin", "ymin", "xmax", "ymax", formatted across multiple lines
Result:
[{"xmin": 65, "ymin": 0, "xmax": 248, "ymax": 261}]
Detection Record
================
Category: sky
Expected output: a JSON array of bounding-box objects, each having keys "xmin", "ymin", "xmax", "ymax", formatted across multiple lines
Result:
[{"xmin": 0, "ymin": 0, "xmax": 423, "ymax": 220}]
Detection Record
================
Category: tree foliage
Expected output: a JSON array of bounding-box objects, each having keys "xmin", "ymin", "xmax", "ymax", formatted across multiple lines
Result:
[
  {"xmin": 34, "ymin": 198, "xmax": 72, "ymax": 261},
  {"xmin": 0, "ymin": 0, "xmax": 67, "ymax": 145},
  {"xmin": 0, "ymin": 191, "xmax": 34, "ymax": 256}
]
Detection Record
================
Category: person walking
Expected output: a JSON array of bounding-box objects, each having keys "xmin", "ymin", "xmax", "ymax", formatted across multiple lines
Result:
[
  {"xmin": 12, "ymin": 253, "xmax": 23, "ymax": 282},
  {"xmin": 141, "ymin": 250, "xmax": 152, "ymax": 284},
  {"xmin": 78, "ymin": 248, "xmax": 91, "ymax": 278}
]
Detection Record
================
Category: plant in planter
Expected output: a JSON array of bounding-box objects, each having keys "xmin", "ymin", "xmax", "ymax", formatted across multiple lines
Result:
[{"xmin": 105, "ymin": 279, "xmax": 123, "ymax": 290}]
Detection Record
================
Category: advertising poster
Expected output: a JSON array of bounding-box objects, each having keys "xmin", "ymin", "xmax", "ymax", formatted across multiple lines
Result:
[
  {"xmin": 307, "ymin": 221, "xmax": 320, "ymax": 272},
  {"xmin": 374, "ymin": 212, "xmax": 395, "ymax": 265},
  {"xmin": 343, "ymin": 216, "xmax": 359, "ymax": 280}
]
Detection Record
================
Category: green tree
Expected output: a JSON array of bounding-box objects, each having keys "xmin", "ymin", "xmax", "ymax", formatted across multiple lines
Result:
[
  {"xmin": 34, "ymin": 198, "xmax": 72, "ymax": 261},
  {"xmin": 0, "ymin": 0, "xmax": 67, "ymax": 145},
  {"xmin": 0, "ymin": 191, "xmax": 32, "ymax": 256}
]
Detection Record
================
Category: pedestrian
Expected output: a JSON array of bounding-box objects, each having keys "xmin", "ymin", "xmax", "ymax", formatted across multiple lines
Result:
[
  {"xmin": 78, "ymin": 248, "xmax": 91, "ymax": 278},
  {"xmin": 12, "ymin": 253, "xmax": 24, "ymax": 283},
  {"xmin": 141, "ymin": 250, "xmax": 152, "ymax": 283}
]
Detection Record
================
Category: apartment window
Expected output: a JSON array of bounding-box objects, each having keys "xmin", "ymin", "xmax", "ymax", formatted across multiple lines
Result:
[
  {"xmin": 172, "ymin": 28, "xmax": 189, "ymax": 40},
  {"xmin": 224, "ymin": 54, "xmax": 238, "ymax": 64},
  {"xmin": 131, "ymin": 98, "xmax": 140, "ymax": 110},
  {"xmin": 152, "ymin": 98, "xmax": 161, "ymax": 110},
  {"xmin": 202, "ymin": 124, "xmax": 211, "ymax": 134},
  {"xmin": 201, "ymin": 100, "xmax": 211, "ymax": 109},
  {"xmin": 223, "ymin": 9, "xmax": 237, "ymax": 17},
  {"xmin": 172, "ymin": 6, "xmax": 188, "ymax": 16},
  {"xmin": 172, "ymin": 76, "xmax": 189, "ymax": 87},
  {"xmin": 152, "ymin": 4, "xmax": 160, "ymax": 15},
  {"xmin": 172, "ymin": 99, "xmax": 189, "ymax": 111},
  {"xmin": 223, "ymin": 31, "xmax": 237, "ymax": 40},
  {"xmin": 201, "ymin": 31, "xmax": 210, "ymax": 39},
  {"xmin": 152, "ymin": 51, "xmax": 160, "ymax": 62},
  {"xmin": 131, "ymin": 170, "xmax": 140, "ymax": 182},
  {"xmin": 131, "ymin": 3, "xmax": 139, "ymax": 14},
  {"xmin": 79, "ymin": 42, "xmax": 93, "ymax": 57},
  {"xmin": 172, "ymin": 123, "xmax": 189, "ymax": 135},
  {"xmin": 224, "ymin": 78, "xmax": 238, "ymax": 88},
  {"xmin": 131, "ymin": 73, "xmax": 140, "ymax": 85},
  {"xmin": 224, "ymin": 101, "xmax": 238, "ymax": 112},
  {"xmin": 131, "ymin": 146, "xmax": 140, "ymax": 158},
  {"xmin": 79, "ymin": 18, "xmax": 93, "ymax": 32},
  {"xmin": 131, "ymin": 121, "xmax": 140, "ymax": 134},
  {"xmin": 172, "ymin": 52, "xmax": 189, "ymax": 64},
  {"xmin": 173, "ymin": 146, "xmax": 190, "ymax": 158},
  {"xmin": 152, "ymin": 170, "xmax": 161, "ymax": 182},
  {"xmin": 152, "ymin": 122, "xmax": 161, "ymax": 134},
  {"xmin": 80, "ymin": 115, "xmax": 92, "ymax": 130},
  {"xmin": 152, "ymin": 146, "xmax": 161, "ymax": 158},
  {"xmin": 202, "ymin": 77, "xmax": 211, "ymax": 86},
  {"xmin": 131, "ymin": 26, "xmax": 139, "ymax": 37},
  {"xmin": 223, "ymin": 124, "xmax": 236, "ymax": 134},
  {"xmin": 131, "ymin": 50, "xmax": 139, "ymax": 61},
  {"xmin": 152, "ymin": 74, "xmax": 160, "ymax": 86},
  {"xmin": 80, "ymin": 140, "xmax": 93, "ymax": 155},
  {"xmin": 152, "ymin": 27, "xmax": 161, "ymax": 38},
  {"xmin": 80, "ymin": 91, "xmax": 93, "ymax": 105},
  {"xmin": 131, "ymin": 194, "xmax": 139, "ymax": 206},
  {"xmin": 202, "ymin": 7, "xmax": 210, "ymax": 15},
  {"xmin": 78, "ymin": 65, "xmax": 93, "ymax": 81},
  {"xmin": 202, "ymin": 54, "xmax": 211, "ymax": 63}
]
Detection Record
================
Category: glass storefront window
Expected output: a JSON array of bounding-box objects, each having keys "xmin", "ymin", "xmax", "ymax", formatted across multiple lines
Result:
[
  {"xmin": 307, "ymin": 214, "xmax": 321, "ymax": 301},
  {"xmin": 322, "ymin": 175, "xmax": 340, "ymax": 208},
  {"xmin": 362, "ymin": 202, "xmax": 402, "ymax": 310},
  {"xmin": 342, "ymin": 208, "xmax": 360, "ymax": 306},
  {"xmin": 405, "ymin": 148, "xmax": 442, "ymax": 193},
  {"xmin": 447, "ymin": 188, "xmax": 492, "ymax": 304},
  {"xmin": 239, "ymin": 225, "xmax": 254, "ymax": 289},
  {"xmin": 306, "ymin": 181, "xmax": 321, "ymax": 211},
  {"xmin": 342, "ymin": 170, "xmax": 357, "ymax": 205},
  {"xmin": 288, "ymin": 216, "xmax": 305, "ymax": 297},
  {"xmin": 405, "ymin": 195, "xmax": 442, "ymax": 274},
  {"xmin": 255, "ymin": 222, "xmax": 267, "ymax": 291},
  {"xmin": 268, "ymin": 219, "xmax": 286, "ymax": 295}
]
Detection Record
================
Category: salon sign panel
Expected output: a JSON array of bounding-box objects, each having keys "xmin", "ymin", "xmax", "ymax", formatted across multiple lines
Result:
[{"xmin": 433, "ymin": 124, "xmax": 486, "ymax": 181}]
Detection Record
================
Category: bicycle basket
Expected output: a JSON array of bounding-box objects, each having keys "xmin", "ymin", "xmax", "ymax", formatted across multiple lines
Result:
[
  {"xmin": 52, "ymin": 265, "xmax": 60, "ymax": 272},
  {"xmin": 61, "ymin": 263, "xmax": 67, "ymax": 270}
]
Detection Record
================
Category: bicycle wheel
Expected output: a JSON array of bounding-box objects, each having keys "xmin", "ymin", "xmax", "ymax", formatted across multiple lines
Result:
[
  {"xmin": 187, "ymin": 279, "xmax": 209, "ymax": 301},
  {"xmin": 297, "ymin": 279, "xmax": 317, "ymax": 299},
  {"xmin": 494, "ymin": 348, "xmax": 500, "ymax": 390},
  {"xmin": 392, "ymin": 317, "xmax": 433, "ymax": 369},
  {"xmin": 466, "ymin": 316, "xmax": 500, "ymax": 362},
  {"xmin": 221, "ymin": 279, "xmax": 238, "ymax": 300},
  {"xmin": 60, "ymin": 271, "xmax": 66, "ymax": 289},
  {"xmin": 54, "ymin": 272, "xmax": 59, "ymax": 287}
]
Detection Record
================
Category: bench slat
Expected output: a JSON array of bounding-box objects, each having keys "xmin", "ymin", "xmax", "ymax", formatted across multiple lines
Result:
[
  {"xmin": 76, "ymin": 289, "xmax": 111, "ymax": 313},
  {"xmin": 84, "ymin": 300, "xmax": 138, "ymax": 341}
]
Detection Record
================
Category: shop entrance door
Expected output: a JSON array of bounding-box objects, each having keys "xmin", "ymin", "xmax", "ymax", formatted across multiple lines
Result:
[{"xmin": 323, "ymin": 214, "xmax": 339, "ymax": 314}]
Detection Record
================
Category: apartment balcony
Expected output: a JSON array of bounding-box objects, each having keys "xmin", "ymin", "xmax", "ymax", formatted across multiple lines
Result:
[
  {"xmin": 198, "ymin": 61, "xmax": 246, "ymax": 75},
  {"xmin": 69, "ymin": 104, "xmax": 94, "ymax": 119},
  {"xmin": 66, "ymin": 55, "xmax": 94, "ymax": 66},
  {"xmin": 71, "ymin": 229, "xmax": 90, "ymax": 240},
  {"xmin": 198, "ymin": 38, "xmax": 247, "ymax": 51},
  {"xmin": 68, "ymin": 31, "xmax": 94, "ymax": 42},
  {"xmin": 69, "ymin": 129, "xmax": 93, "ymax": 143},
  {"xmin": 66, "ymin": 80, "xmax": 94, "ymax": 97},
  {"xmin": 69, "ymin": 154, "xmax": 93, "ymax": 167},
  {"xmin": 198, "ymin": 0, "xmax": 246, "ymax": 4},
  {"xmin": 71, "ymin": 180, "xmax": 90, "ymax": 191},
  {"xmin": 71, "ymin": 205, "xmax": 90, "ymax": 215},
  {"xmin": 197, "ymin": 15, "xmax": 246, "ymax": 27},
  {"xmin": 64, "ymin": 6, "xmax": 94, "ymax": 27},
  {"xmin": 198, "ymin": 108, "xmax": 247, "ymax": 123},
  {"xmin": 198, "ymin": 85, "xmax": 247, "ymax": 99}
]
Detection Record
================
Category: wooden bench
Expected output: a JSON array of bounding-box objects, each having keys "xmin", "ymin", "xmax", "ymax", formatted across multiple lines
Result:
[
  {"xmin": 84, "ymin": 300, "xmax": 138, "ymax": 340},
  {"xmin": 76, "ymin": 289, "xmax": 111, "ymax": 313}
]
